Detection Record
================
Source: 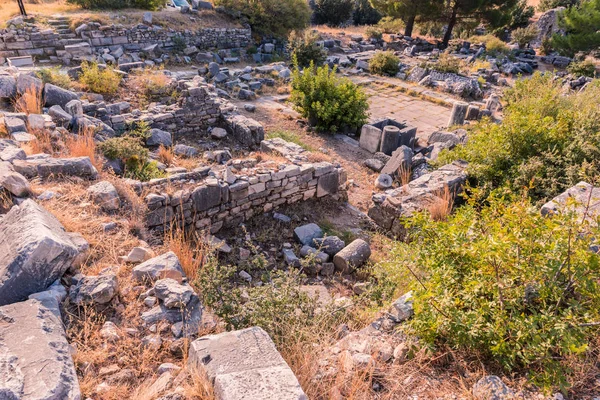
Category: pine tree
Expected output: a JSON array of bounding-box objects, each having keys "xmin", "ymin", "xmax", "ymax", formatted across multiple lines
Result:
[
  {"xmin": 369, "ymin": 0, "xmax": 440, "ymax": 37},
  {"xmin": 551, "ymin": 0, "xmax": 600, "ymax": 56}
]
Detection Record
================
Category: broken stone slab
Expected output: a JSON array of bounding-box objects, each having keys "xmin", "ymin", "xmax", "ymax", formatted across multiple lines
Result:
[
  {"xmin": 541, "ymin": 182, "xmax": 600, "ymax": 224},
  {"xmin": 87, "ymin": 180, "xmax": 120, "ymax": 211},
  {"xmin": 299, "ymin": 245, "xmax": 329, "ymax": 263},
  {"xmin": 364, "ymin": 158, "xmax": 384, "ymax": 172},
  {"xmin": 69, "ymin": 273, "xmax": 118, "ymax": 305},
  {"xmin": 154, "ymin": 278, "xmax": 195, "ymax": 309},
  {"xmin": 294, "ymin": 223, "xmax": 323, "ymax": 246},
  {"xmin": 147, "ymin": 128, "xmax": 173, "ymax": 147},
  {"xmin": 381, "ymin": 145, "xmax": 412, "ymax": 177},
  {"xmin": 188, "ymin": 326, "xmax": 307, "ymax": 400},
  {"xmin": 0, "ymin": 145, "xmax": 26, "ymax": 163},
  {"xmin": 16, "ymin": 74, "xmax": 43, "ymax": 97},
  {"xmin": 313, "ymin": 236, "xmax": 346, "ymax": 256},
  {"xmin": 447, "ymin": 101, "xmax": 468, "ymax": 127},
  {"xmin": 283, "ymin": 248, "xmax": 301, "ymax": 267},
  {"xmin": 368, "ymin": 161, "xmax": 468, "ymax": 236},
  {"xmin": 359, "ymin": 124, "xmax": 382, "ymax": 153},
  {"xmin": 7, "ymin": 56, "xmax": 34, "ymax": 68},
  {"xmin": 0, "ymin": 295, "xmax": 81, "ymax": 400},
  {"xmin": 317, "ymin": 169, "xmax": 341, "ymax": 198},
  {"xmin": 0, "ymin": 161, "xmax": 30, "ymax": 197},
  {"xmin": 472, "ymin": 375, "xmax": 515, "ymax": 400},
  {"xmin": 0, "ymin": 199, "xmax": 83, "ymax": 306},
  {"xmin": 13, "ymin": 156, "xmax": 98, "ymax": 179},
  {"xmin": 43, "ymin": 83, "xmax": 79, "ymax": 108},
  {"xmin": 332, "ymin": 239, "xmax": 371, "ymax": 273},
  {"xmin": 132, "ymin": 251, "xmax": 185, "ymax": 283},
  {"xmin": 142, "ymin": 295, "xmax": 203, "ymax": 337},
  {"xmin": 0, "ymin": 75, "xmax": 17, "ymax": 99}
]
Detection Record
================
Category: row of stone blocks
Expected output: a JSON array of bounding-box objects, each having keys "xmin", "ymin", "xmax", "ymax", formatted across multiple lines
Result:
[{"xmin": 359, "ymin": 118, "xmax": 417, "ymax": 155}]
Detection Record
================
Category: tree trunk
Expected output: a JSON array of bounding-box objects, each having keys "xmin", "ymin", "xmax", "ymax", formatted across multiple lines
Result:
[
  {"xmin": 442, "ymin": 7, "xmax": 458, "ymax": 48},
  {"xmin": 17, "ymin": 0, "xmax": 27, "ymax": 16},
  {"xmin": 404, "ymin": 14, "xmax": 416, "ymax": 37}
]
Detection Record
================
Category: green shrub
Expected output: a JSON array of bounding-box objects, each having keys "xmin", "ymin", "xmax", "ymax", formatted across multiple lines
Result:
[
  {"xmin": 172, "ymin": 35, "xmax": 187, "ymax": 52},
  {"xmin": 438, "ymin": 73, "xmax": 600, "ymax": 202},
  {"xmin": 99, "ymin": 123, "xmax": 164, "ymax": 181},
  {"xmin": 215, "ymin": 0, "xmax": 311, "ymax": 37},
  {"xmin": 505, "ymin": 0, "xmax": 535, "ymax": 29},
  {"xmin": 423, "ymin": 53, "xmax": 464, "ymax": 74},
  {"xmin": 567, "ymin": 60, "xmax": 598, "ymax": 77},
  {"xmin": 365, "ymin": 26, "xmax": 383, "ymax": 40},
  {"xmin": 35, "ymin": 67, "xmax": 72, "ymax": 89},
  {"xmin": 369, "ymin": 51, "xmax": 400, "ymax": 76},
  {"xmin": 512, "ymin": 25, "xmax": 539, "ymax": 48},
  {"xmin": 475, "ymin": 34, "xmax": 510, "ymax": 55},
  {"xmin": 352, "ymin": 0, "xmax": 382, "ymax": 25},
  {"xmin": 78, "ymin": 62, "xmax": 122, "ymax": 96},
  {"xmin": 376, "ymin": 16, "xmax": 404, "ymax": 34},
  {"xmin": 400, "ymin": 193, "xmax": 600, "ymax": 389},
  {"xmin": 552, "ymin": 0, "xmax": 600, "ymax": 56},
  {"xmin": 290, "ymin": 62, "xmax": 369, "ymax": 133},
  {"xmin": 67, "ymin": 0, "xmax": 166, "ymax": 10},
  {"xmin": 313, "ymin": 0, "xmax": 355, "ymax": 26},
  {"xmin": 288, "ymin": 30, "xmax": 327, "ymax": 68}
]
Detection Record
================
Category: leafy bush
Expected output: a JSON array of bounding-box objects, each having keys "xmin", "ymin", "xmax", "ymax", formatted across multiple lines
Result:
[
  {"xmin": 288, "ymin": 30, "xmax": 327, "ymax": 68},
  {"xmin": 313, "ymin": 0, "xmax": 355, "ymax": 26},
  {"xmin": 35, "ymin": 67, "xmax": 72, "ymax": 89},
  {"xmin": 538, "ymin": 0, "xmax": 580, "ymax": 12},
  {"xmin": 215, "ymin": 0, "xmax": 311, "ymax": 37},
  {"xmin": 567, "ymin": 60, "xmax": 598, "ymax": 77},
  {"xmin": 352, "ymin": 0, "xmax": 382, "ymax": 25},
  {"xmin": 67, "ymin": 0, "xmax": 166, "ymax": 10},
  {"xmin": 476, "ymin": 34, "xmax": 510, "ymax": 55},
  {"xmin": 438, "ymin": 73, "xmax": 600, "ymax": 202},
  {"xmin": 365, "ymin": 26, "xmax": 383, "ymax": 40},
  {"xmin": 290, "ymin": 62, "xmax": 369, "ymax": 133},
  {"xmin": 78, "ymin": 62, "xmax": 122, "ymax": 96},
  {"xmin": 552, "ymin": 0, "xmax": 600, "ymax": 56},
  {"xmin": 423, "ymin": 53, "xmax": 464, "ymax": 74},
  {"xmin": 369, "ymin": 51, "xmax": 400, "ymax": 76},
  {"xmin": 512, "ymin": 25, "xmax": 539, "ymax": 48},
  {"xmin": 376, "ymin": 16, "xmax": 404, "ymax": 34},
  {"xmin": 99, "ymin": 122, "xmax": 164, "ymax": 181},
  {"xmin": 171, "ymin": 35, "xmax": 187, "ymax": 52},
  {"xmin": 401, "ymin": 193, "xmax": 600, "ymax": 389},
  {"xmin": 505, "ymin": 0, "xmax": 535, "ymax": 29}
]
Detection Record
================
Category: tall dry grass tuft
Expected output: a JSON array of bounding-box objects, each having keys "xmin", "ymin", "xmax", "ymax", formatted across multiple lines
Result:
[
  {"xmin": 66, "ymin": 125, "xmax": 103, "ymax": 171},
  {"xmin": 27, "ymin": 128, "xmax": 54, "ymax": 155},
  {"xmin": 428, "ymin": 185, "xmax": 454, "ymax": 221},
  {"xmin": 157, "ymin": 145, "xmax": 174, "ymax": 166},
  {"xmin": 182, "ymin": 368, "xmax": 216, "ymax": 400},
  {"xmin": 165, "ymin": 228, "xmax": 213, "ymax": 281},
  {"xmin": 14, "ymin": 85, "xmax": 42, "ymax": 115},
  {"xmin": 398, "ymin": 163, "xmax": 412, "ymax": 187},
  {"xmin": 0, "ymin": 122, "xmax": 8, "ymax": 138}
]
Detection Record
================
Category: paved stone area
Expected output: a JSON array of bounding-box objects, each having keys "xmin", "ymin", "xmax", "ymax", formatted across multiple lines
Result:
[{"xmin": 357, "ymin": 80, "xmax": 452, "ymax": 141}]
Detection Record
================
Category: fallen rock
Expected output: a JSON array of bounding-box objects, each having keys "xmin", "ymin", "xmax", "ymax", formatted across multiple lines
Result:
[
  {"xmin": 154, "ymin": 278, "xmax": 195, "ymax": 308},
  {"xmin": 69, "ymin": 274, "xmax": 118, "ymax": 305},
  {"xmin": 0, "ymin": 295, "xmax": 80, "ymax": 399},
  {"xmin": 0, "ymin": 161, "xmax": 30, "ymax": 197},
  {"xmin": 188, "ymin": 327, "xmax": 307, "ymax": 400},
  {"xmin": 132, "ymin": 251, "xmax": 185, "ymax": 282},
  {"xmin": 294, "ymin": 223, "xmax": 323, "ymax": 246},
  {"xmin": 472, "ymin": 375, "xmax": 515, "ymax": 400},
  {"xmin": 332, "ymin": 239, "xmax": 371, "ymax": 273},
  {"xmin": 313, "ymin": 236, "xmax": 346, "ymax": 256},
  {"xmin": 147, "ymin": 128, "xmax": 173, "ymax": 147},
  {"xmin": 126, "ymin": 246, "xmax": 155, "ymax": 264},
  {"xmin": 375, "ymin": 173, "xmax": 393, "ymax": 189},
  {"xmin": 43, "ymin": 83, "xmax": 79, "ymax": 108},
  {"xmin": 87, "ymin": 180, "xmax": 120, "ymax": 211},
  {"xmin": 0, "ymin": 200, "xmax": 82, "ymax": 306}
]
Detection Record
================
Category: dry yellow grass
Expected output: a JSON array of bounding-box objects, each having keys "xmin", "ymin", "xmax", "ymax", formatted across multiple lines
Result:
[
  {"xmin": 398, "ymin": 163, "xmax": 411, "ymax": 187},
  {"xmin": 428, "ymin": 185, "xmax": 454, "ymax": 222},
  {"xmin": 27, "ymin": 127, "xmax": 55, "ymax": 155},
  {"xmin": 66, "ymin": 126, "xmax": 103, "ymax": 171},
  {"xmin": 14, "ymin": 85, "xmax": 42, "ymax": 115},
  {"xmin": 157, "ymin": 145, "xmax": 174, "ymax": 167},
  {"xmin": 0, "ymin": 0, "xmax": 79, "ymax": 27}
]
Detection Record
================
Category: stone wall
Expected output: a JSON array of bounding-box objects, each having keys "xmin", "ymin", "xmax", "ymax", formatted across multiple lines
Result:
[
  {"xmin": 132, "ymin": 160, "xmax": 347, "ymax": 234},
  {"xmin": 0, "ymin": 19, "xmax": 251, "ymax": 65}
]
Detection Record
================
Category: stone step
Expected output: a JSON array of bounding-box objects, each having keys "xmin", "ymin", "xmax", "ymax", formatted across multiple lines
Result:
[{"xmin": 56, "ymin": 29, "xmax": 73, "ymax": 34}]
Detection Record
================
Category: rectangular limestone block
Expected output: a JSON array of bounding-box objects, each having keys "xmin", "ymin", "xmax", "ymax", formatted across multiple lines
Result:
[
  {"xmin": 188, "ymin": 326, "xmax": 307, "ymax": 400},
  {"xmin": 359, "ymin": 124, "xmax": 382, "ymax": 153}
]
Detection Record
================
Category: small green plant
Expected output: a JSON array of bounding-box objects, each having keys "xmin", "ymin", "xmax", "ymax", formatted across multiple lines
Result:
[
  {"xmin": 402, "ymin": 192, "xmax": 600, "ymax": 389},
  {"xmin": 369, "ymin": 51, "xmax": 400, "ymax": 76},
  {"xmin": 365, "ymin": 26, "xmax": 383, "ymax": 40},
  {"xmin": 35, "ymin": 67, "xmax": 72, "ymax": 89},
  {"xmin": 425, "ymin": 53, "xmax": 464, "ymax": 74},
  {"xmin": 376, "ymin": 16, "xmax": 404, "ymax": 34},
  {"xmin": 471, "ymin": 34, "xmax": 510, "ymax": 55},
  {"xmin": 290, "ymin": 62, "xmax": 369, "ymax": 133},
  {"xmin": 78, "ymin": 61, "xmax": 122, "ymax": 96},
  {"xmin": 172, "ymin": 35, "xmax": 187, "ymax": 52},
  {"xmin": 512, "ymin": 25, "xmax": 539, "ymax": 48},
  {"xmin": 288, "ymin": 30, "xmax": 327, "ymax": 68},
  {"xmin": 567, "ymin": 60, "xmax": 597, "ymax": 77},
  {"xmin": 267, "ymin": 129, "xmax": 314, "ymax": 151},
  {"xmin": 99, "ymin": 122, "xmax": 164, "ymax": 181}
]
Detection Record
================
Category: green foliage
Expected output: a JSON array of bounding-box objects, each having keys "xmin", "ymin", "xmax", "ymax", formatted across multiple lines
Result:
[
  {"xmin": 290, "ymin": 62, "xmax": 369, "ymax": 133},
  {"xmin": 402, "ymin": 193, "xmax": 600, "ymax": 389},
  {"xmin": 505, "ymin": 0, "xmax": 535, "ymax": 29},
  {"xmin": 538, "ymin": 0, "xmax": 580, "ymax": 12},
  {"xmin": 512, "ymin": 25, "xmax": 539, "ymax": 48},
  {"xmin": 423, "ymin": 53, "xmax": 464, "ymax": 74},
  {"xmin": 98, "ymin": 122, "xmax": 164, "ymax": 181},
  {"xmin": 376, "ymin": 16, "xmax": 404, "ymax": 34},
  {"xmin": 552, "ymin": 0, "xmax": 600, "ymax": 56},
  {"xmin": 288, "ymin": 30, "xmax": 327, "ymax": 68},
  {"xmin": 438, "ymin": 73, "xmax": 600, "ymax": 202},
  {"xmin": 78, "ymin": 62, "xmax": 122, "ymax": 96},
  {"xmin": 370, "ymin": 0, "xmax": 440, "ymax": 36},
  {"xmin": 35, "ymin": 67, "xmax": 72, "ymax": 89},
  {"xmin": 567, "ymin": 59, "xmax": 598, "ymax": 77},
  {"xmin": 215, "ymin": 0, "xmax": 311, "ymax": 37},
  {"xmin": 470, "ymin": 34, "xmax": 510, "ymax": 55},
  {"xmin": 352, "ymin": 0, "xmax": 382, "ymax": 25},
  {"xmin": 313, "ymin": 0, "xmax": 355, "ymax": 26},
  {"xmin": 67, "ymin": 0, "xmax": 165, "ymax": 10},
  {"xmin": 172, "ymin": 35, "xmax": 187, "ymax": 52},
  {"xmin": 365, "ymin": 26, "xmax": 383, "ymax": 40},
  {"xmin": 369, "ymin": 51, "xmax": 400, "ymax": 76}
]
